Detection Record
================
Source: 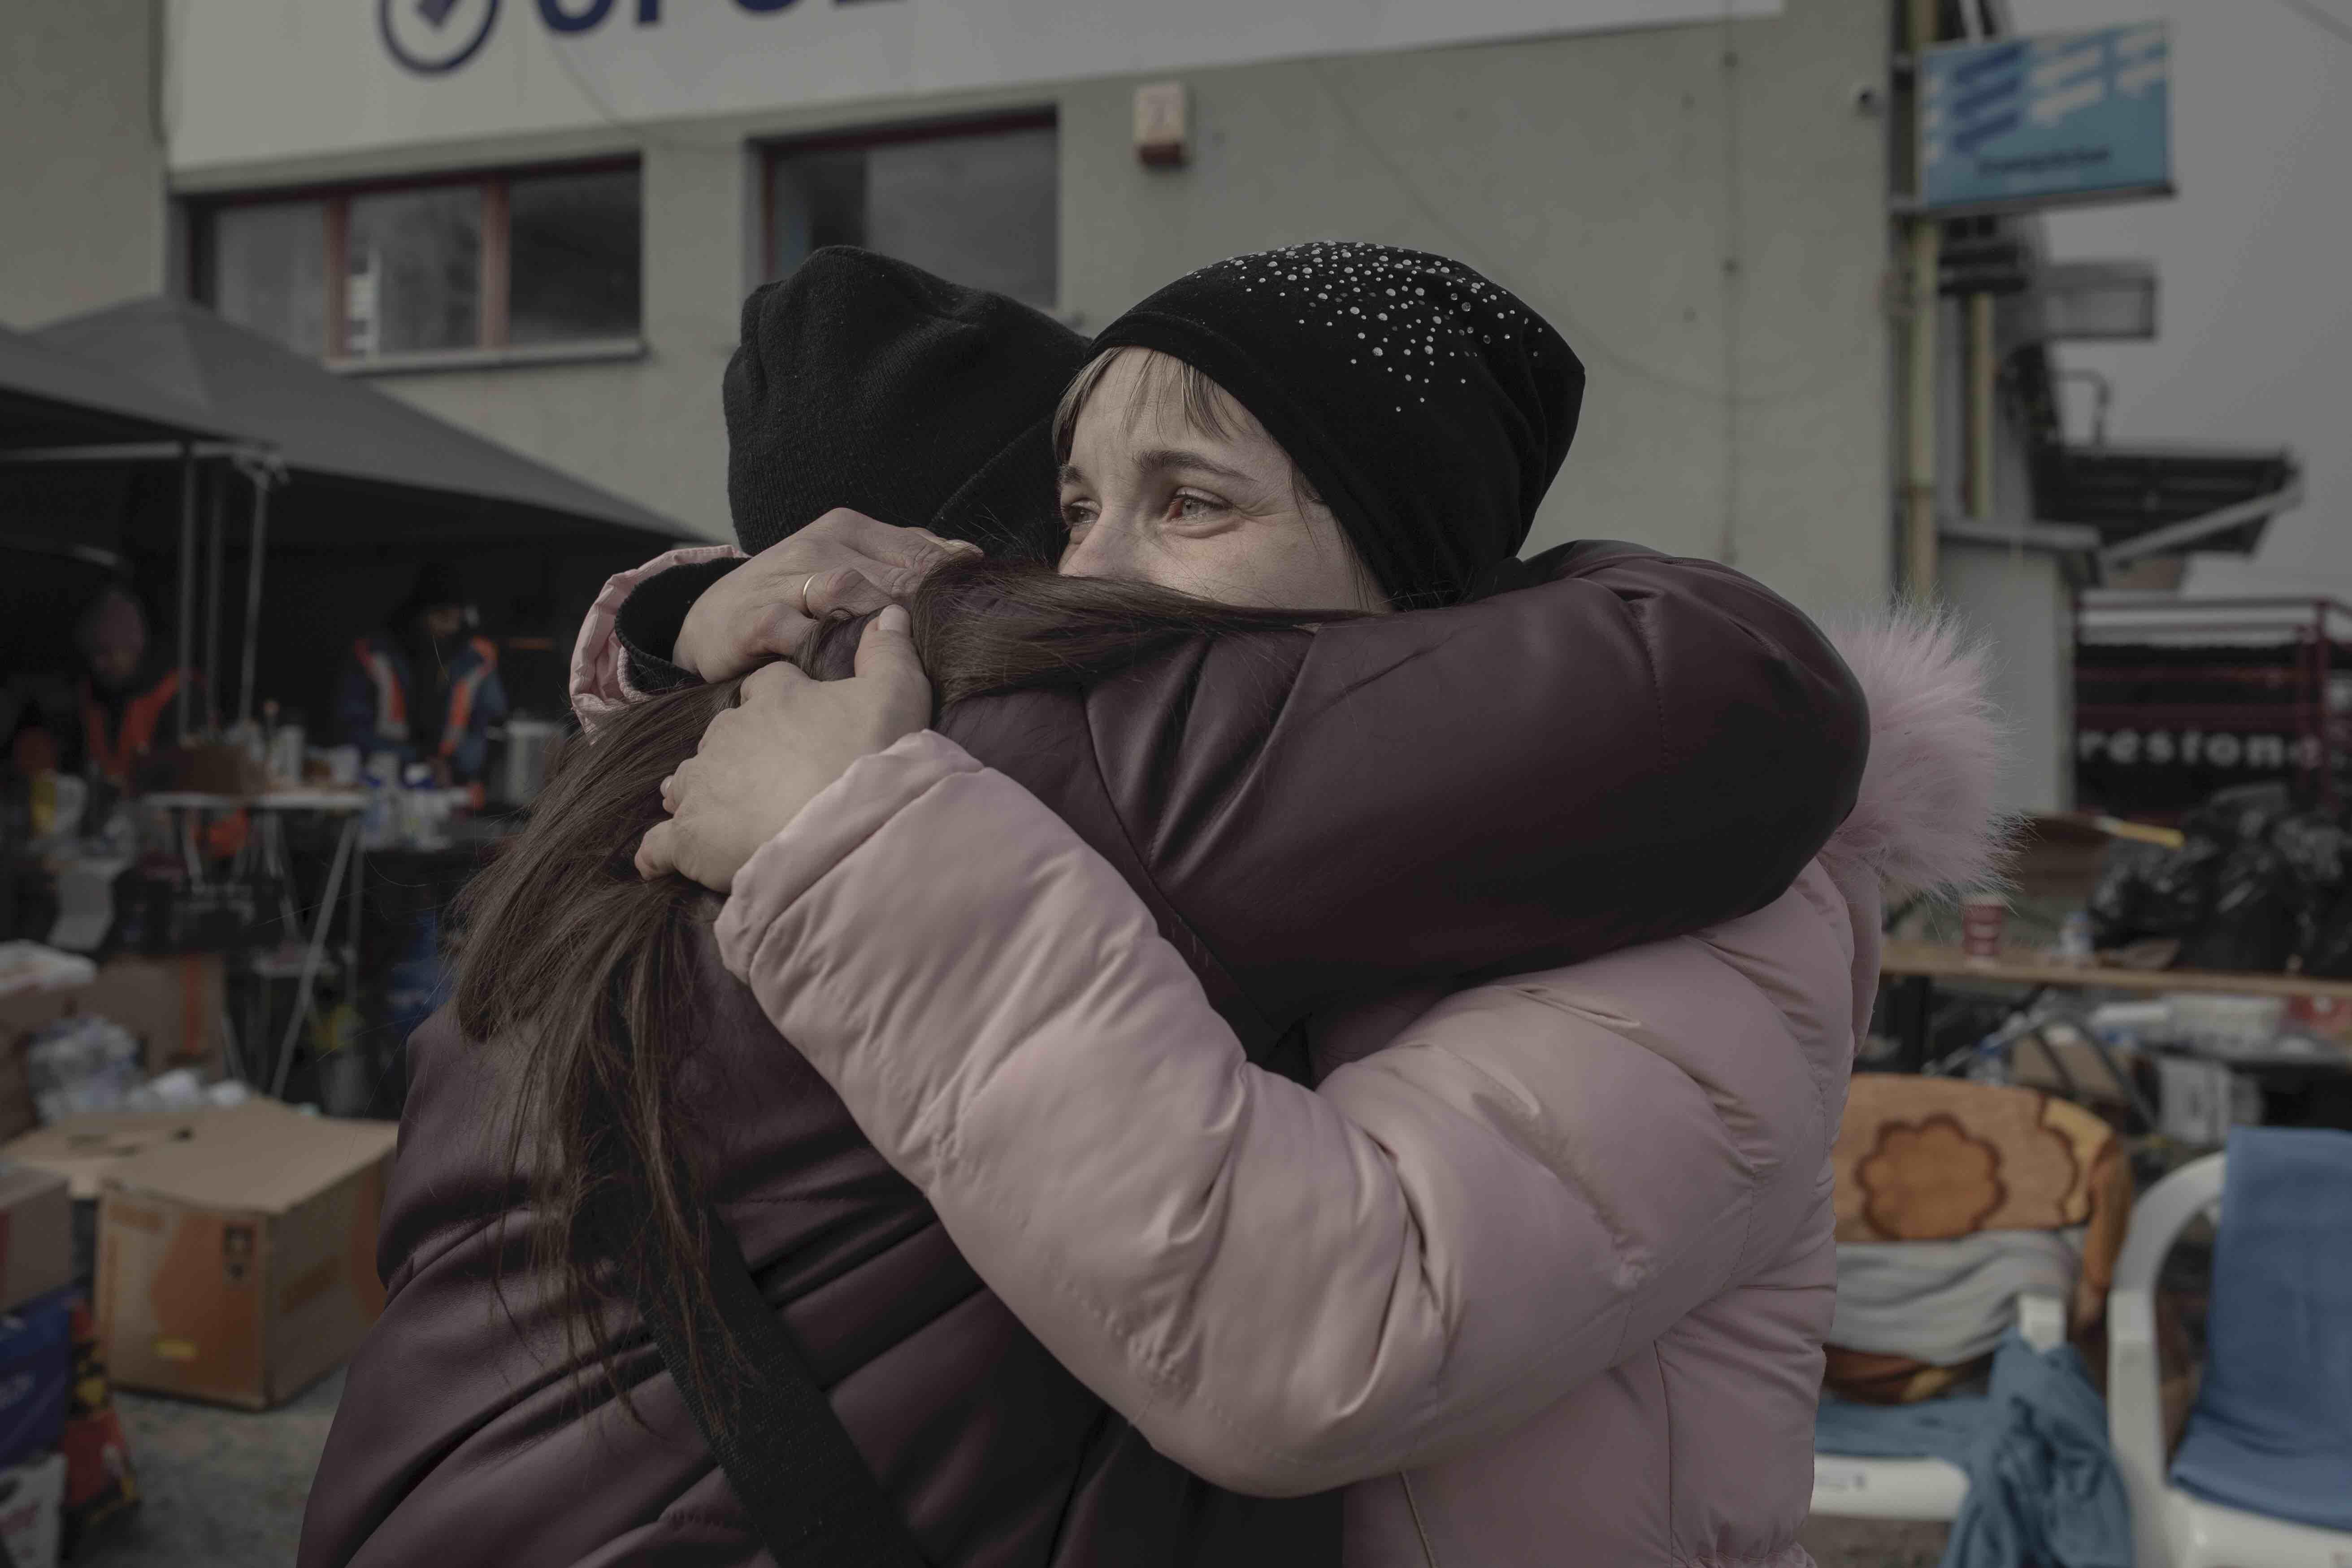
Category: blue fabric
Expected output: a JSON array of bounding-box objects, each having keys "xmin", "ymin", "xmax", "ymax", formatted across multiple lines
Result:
[
  {"xmin": 0, "ymin": 1288, "xmax": 75, "ymax": 1471},
  {"xmin": 1816, "ymin": 1333, "xmax": 2134, "ymax": 1568},
  {"xmin": 2170, "ymin": 1126, "xmax": 2352, "ymax": 1533}
]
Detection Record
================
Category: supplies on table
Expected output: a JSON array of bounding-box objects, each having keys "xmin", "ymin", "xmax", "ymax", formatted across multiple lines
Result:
[
  {"xmin": 23, "ymin": 1019, "xmax": 143, "ymax": 1128},
  {"xmin": 0, "ymin": 953, "xmax": 228, "ymax": 1141},
  {"xmin": 0, "ymin": 948, "xmax": 93, "ymax": 1003}
]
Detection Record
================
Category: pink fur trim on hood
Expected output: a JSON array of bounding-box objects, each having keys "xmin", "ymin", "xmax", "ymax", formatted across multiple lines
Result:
[{"xmin": 1819, "ymin": 606, "xmax": 2013, "ymax": 897}]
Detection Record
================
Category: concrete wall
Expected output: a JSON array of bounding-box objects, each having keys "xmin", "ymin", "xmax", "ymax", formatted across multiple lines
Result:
[
  {"xmin": 155, "ymin": 0, "xmax": 1895, "ymax": 614},
  {"xmin": 0, "ymin": 0, "xmax": 168, "ymax": 326}
]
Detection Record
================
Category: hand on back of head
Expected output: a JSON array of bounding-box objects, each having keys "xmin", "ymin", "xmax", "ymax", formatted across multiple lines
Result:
[
  {"xmin": 673, "ymin": 508, "xmax": 979, "ymax": 682},
  {"xmin": 638, "ymin": 605, "xmax": 933, "ymax": 890}
]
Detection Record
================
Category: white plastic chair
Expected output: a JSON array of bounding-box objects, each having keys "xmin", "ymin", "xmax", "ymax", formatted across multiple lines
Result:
[
  {"xmin": 1810, "ymin": 1291, "xmax": 2068, "ymax": 1522},
  {"xmin": 2108, "ymin": 1152, "xmax": 2352, "ymax": 1568}
]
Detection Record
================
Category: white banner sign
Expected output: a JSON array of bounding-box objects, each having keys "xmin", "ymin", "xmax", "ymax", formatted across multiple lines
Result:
[{"xmin": 168, "ymin": 0, "xmax": 1778, "ymax": 171}]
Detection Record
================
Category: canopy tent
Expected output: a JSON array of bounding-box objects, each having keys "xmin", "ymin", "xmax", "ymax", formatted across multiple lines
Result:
[
  {"xmin": 28, "ymin": 297, "xmax": 684, "ymax": 550},
  {"xmin": 0, "ymin": 299, "xmax": 688, "ymax": 740},
  {"xmin": 0, "ymin": 317, "xmax": 259, "ymax": 456}
]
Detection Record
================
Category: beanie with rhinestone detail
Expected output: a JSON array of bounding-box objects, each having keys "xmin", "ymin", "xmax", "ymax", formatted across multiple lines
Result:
[
  {"xmin": 1087, "ymin": 242, "xmax": 1584, "ymax": 608},
  {"xmin": 724, "ymin": 247, "xmax": 1088, "ymax": 556}
]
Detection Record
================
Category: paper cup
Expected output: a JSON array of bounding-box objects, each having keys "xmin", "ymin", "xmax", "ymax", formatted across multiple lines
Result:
[{"xmin": 1960, "ymin": 894, "xmax": 2008, "ymax": 959}]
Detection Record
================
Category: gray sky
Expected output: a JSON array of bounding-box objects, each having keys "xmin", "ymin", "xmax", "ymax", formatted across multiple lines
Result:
[{"xmin": 2014, "ymin": 0, "xmax": 2351, "ymax": 595}]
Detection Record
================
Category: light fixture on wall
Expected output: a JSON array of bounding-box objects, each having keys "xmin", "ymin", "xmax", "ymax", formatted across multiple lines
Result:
[{"xmin": 1133, "ymin": 82, "xmax": 1191, "ymax": 168}]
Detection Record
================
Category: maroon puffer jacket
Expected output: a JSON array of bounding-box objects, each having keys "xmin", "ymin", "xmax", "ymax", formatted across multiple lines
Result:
[
  {"xmin": 300, "ymin": 935, "xmax": 1333, "ymax": 1568},
  {"xmin": 300, "ymin": 540, "xmax": 1866, "ymax": 1568}
]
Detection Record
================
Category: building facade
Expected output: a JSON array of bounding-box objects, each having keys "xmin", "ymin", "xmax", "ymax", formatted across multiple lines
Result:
[
  {"xmin": 26, "ymin": 0, "xmax": 2183, "ymax": 811},
  {"xmin": 0, "ymin": 0, "xmax": 1899, "ymax": 619}
]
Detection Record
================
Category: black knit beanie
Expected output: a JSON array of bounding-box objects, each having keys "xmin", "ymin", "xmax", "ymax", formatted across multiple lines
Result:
[
  {"xmin": 1089, "ymin": 242, "xmax": 1584, "ymax": 607},
  {"xmin": 396, "ymin": 559, "xmax": 468, "ymax": 617},
  {"xmin": 724, "ymin": 247, "xmax": 1088, "ymax": 555}
]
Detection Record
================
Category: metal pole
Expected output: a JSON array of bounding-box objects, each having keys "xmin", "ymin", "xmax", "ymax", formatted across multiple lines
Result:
[
  {"xmin": 175, "ymin": 447, "xmax": 196, "ymax": 743},
  {"xmin": 238, "ymin": 469, "xmax": 270, "ymax": 729},
  {"xmin": 1903, "ymin": 0, "xmax": 1942, "ymax": 601},
  {"xmin": 1968, "ymin": 291, "xmax": 1996, "ymax": 522},
  {"xmin": 204, "ymin": 465, "xmax": 226, "ymax": 737},
  {"xmin": 275, "ymin": 814, "xmax": 356, "ymax": 1100}
]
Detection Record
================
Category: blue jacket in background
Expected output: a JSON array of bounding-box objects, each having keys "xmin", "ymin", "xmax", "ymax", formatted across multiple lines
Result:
[{"xmin": 339, "ymin": 633, "xmax": 507, "ymax": 785}]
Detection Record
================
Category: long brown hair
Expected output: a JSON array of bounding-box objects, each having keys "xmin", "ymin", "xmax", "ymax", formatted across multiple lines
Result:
[{"xmin": 452, "ymin": 554, "xmax": 1361, "ymax": 1437}]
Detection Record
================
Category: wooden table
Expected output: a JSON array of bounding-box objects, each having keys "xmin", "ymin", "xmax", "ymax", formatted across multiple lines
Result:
[
  {"xmin": 1882, "ymin": 941, "xmax": 2352, "ymax": 1002},
  {"xmin": 1879, "ymin": 940, "xmax": 2352, "ymax": 1077}
]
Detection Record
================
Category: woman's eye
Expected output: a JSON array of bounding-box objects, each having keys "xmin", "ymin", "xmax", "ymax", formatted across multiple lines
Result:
[
  {"xmin": 1172, "ymin": 493, "xmax": 1223, "ymax": 522},
  {"xmin": 1061, "ymin": 500, "xmax": 1097, "ymax": 533}
]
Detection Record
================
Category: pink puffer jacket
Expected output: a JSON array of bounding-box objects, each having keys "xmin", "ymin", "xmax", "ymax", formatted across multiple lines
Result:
[{"xmin": 700, "ymin": 610, "xmax": 2002, "ymax": 1568}]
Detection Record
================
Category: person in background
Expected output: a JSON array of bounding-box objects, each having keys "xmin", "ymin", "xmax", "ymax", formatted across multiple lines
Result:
[
  {"xmin": 71, "ymin": 582, "xmax": 184, "ymax": 789},
  {"xmin": 341, "ymin": 562, "xmax": 508, "ymax": 795}
]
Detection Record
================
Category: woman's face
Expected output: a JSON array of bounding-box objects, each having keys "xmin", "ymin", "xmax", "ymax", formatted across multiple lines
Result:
[{"xmin": 1058, "ymin": 350, "xmax": 1386, "ymax": 613}]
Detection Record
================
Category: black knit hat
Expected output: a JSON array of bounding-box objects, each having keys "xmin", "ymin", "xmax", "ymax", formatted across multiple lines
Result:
[
  {"xmin": 396, "ymin": 559, "xmax": 468, "ymax": 617},
  {"xmin": 1089, "ymin": 242, "xmax": 1584, "ymax": 607},
  {"xmin": 724, "ymin": 248, "xmax": 1088, "ymax": 556}
]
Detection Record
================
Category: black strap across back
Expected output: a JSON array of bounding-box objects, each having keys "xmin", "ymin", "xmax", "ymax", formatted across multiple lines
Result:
[{"xmin": 619, "ymin": 1196, "xmax": 929, "ymax": 1568}]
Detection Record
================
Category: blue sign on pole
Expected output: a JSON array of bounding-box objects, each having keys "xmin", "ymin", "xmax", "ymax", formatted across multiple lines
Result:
[{"xmin": 1920, "ymin": 22, "xmax": 2172, "ymax": 214}]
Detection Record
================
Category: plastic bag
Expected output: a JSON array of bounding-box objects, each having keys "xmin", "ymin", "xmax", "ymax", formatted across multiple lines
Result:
[
  {"xmin": 2087, "ymin": 837, "xmax": 2222, "ymax": 949},
  {"xmin": 26, "ymin": 1016, "xmax": 143, "ymax": 1125},
  {"xmin": 2175, "ymin": 839, "xmax": 2301, "ymax": 973}
]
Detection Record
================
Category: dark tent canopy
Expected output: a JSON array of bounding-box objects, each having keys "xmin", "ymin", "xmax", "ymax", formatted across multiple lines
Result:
[
  {"xmin": 3, "ymin": 300, "xmax": 694, "ymax": 733},
  {"xmin": 32, "ymin": 297, "xmax": 686, "ymax": 551},
  {"xmin": 0, "ymin": 317, "xmax": 255, "ymax": 454}
]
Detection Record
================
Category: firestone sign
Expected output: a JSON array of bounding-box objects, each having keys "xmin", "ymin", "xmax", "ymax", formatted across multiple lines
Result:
[{"xmin": 171, "ymin": 0, "xmax": 1779, "ymax": 170}]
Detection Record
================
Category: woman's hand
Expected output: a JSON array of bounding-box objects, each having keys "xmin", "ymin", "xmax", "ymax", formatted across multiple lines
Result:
[
  {"xmin": 636, "ymin": 608, "xmax": 932, "ymax": 890},
  {"xmin": 673, "ymin": 508, "xmax": 978, "ymax": 682}
]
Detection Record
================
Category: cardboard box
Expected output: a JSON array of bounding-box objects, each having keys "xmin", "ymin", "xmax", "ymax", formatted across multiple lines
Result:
[
  {"xmin": 1, "ymin": 1111, "xmax": 233, "ymax": 1203},
  {"xmin": 93, "ymin": 1100, "xmax": 396, "ymax": 1409},
  {"xmin": 0, "ymin": 1168, "xmax": 72, "ymax": 1314},
  {"xmin": 0, "ymin": 1450, "xmax": 65, "ymax": 1568},
  {"xmin": 0, "ymin": 957, "xmax": 226, "ymax": 1143}
]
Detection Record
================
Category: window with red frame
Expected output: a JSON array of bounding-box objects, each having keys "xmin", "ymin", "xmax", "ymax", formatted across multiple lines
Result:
[
  {"xmin": 765, "ymin": 113, "xmax": 1057, "ymax": 311},
  {"xmin": 192, "ymin": 161, "xmax": 643, "ymax": 361}
]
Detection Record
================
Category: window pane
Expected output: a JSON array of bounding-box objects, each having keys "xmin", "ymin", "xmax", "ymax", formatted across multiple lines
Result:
[
  {"xmin": 508, "ymin": 168, "xmax": 642, "ymax": 346},
  {"xmin": 770, "ymin": 125, "xmax": 1058, "ymax": 311},
  {"xmin": 347, "ymin": 186, "xmax": 481, "ymax": 356},
  {"xmin": 768, "ymin": 150, "xmax": 866, "ymax": 274},
  {"xmin": 209, "ymin": 201, "xmax": 328, "ymax": 357}
]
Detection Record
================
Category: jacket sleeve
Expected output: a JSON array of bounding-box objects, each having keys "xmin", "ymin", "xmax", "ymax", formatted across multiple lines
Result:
[
  {"xmin": 717, "ymin": 732, "xmax": 1831, "ymax": 1495},
  {"xmin": 568, "ymin": 546, "xmax": 742, "ymax": 734},
  {"xmin": 1041, "ymin": 541, "xmax": 1868, "ymax": 1032}
]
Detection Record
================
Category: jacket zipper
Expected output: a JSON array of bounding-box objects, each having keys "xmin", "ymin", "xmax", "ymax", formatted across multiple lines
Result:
[{"xmin": 1402, "ymin": 1472, "xmax": 1439, "ymax": 1568}]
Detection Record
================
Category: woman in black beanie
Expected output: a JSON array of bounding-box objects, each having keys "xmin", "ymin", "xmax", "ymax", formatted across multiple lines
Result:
[{"xmin": 1064, "ymin": 241, "xmax": 1584, "ymax": 611}]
